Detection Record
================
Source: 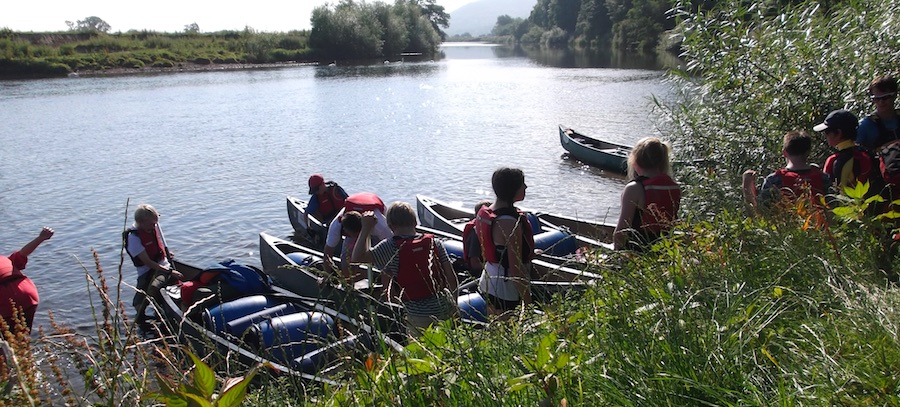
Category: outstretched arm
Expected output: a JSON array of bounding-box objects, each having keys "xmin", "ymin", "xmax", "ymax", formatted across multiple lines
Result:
[
  {"xmin": 19, "ymin": 227, "xmax": 54, "ymax": 257},
  {"xmin": 742, "ymin": 169, "xmax": 759, "ymax": 215},
  {"xmin": 351, "ymin": 211, "xmax": 376, "ymax": 264}
]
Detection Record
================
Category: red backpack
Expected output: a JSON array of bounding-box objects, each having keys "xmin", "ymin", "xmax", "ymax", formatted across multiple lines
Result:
[{"xmin": 870, "ymin": 112, "xmax": 900, "ymax": 189}]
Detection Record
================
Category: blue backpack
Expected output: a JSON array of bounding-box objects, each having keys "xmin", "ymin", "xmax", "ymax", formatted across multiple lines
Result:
[{"xmin": 205, "ymin": 259, "xmax": 272, "ymax": 296}]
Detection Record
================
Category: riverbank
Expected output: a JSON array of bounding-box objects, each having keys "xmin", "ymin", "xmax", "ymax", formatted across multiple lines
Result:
[{"xmin": 70, "ymin": 61, "xmax": 318, "ymax": 77}]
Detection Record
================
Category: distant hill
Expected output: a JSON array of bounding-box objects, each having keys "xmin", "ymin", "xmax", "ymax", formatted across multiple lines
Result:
[{"xmin": 447, "ymin": 0, "xmax": 535, "ymax": 37}]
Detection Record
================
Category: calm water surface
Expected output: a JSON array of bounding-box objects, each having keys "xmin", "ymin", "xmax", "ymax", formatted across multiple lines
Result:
[{"xmin": 0, "ymin": 43, "xmax": 671, "ymax": 333}]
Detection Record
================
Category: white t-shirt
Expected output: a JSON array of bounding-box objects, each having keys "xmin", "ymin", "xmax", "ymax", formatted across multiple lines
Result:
[
  {"xmin": 325, "ymin": 207, "xmax": 392, "ymax": 249},
  {"xmin": 126, "ymin": 223, "xmax": 171, "ymax": 277}
]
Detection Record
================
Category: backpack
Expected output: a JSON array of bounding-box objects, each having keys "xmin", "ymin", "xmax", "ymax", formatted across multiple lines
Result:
[
  {"xmin": 181, "ymin": 259, "xmax": 272, "ymax": 305},
  {"xmin": 871, "ymin": 112, "xmax": 900, "ymax": 188}
]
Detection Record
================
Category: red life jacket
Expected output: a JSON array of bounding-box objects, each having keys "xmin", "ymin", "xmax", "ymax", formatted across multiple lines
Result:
[
  {"xmin": 123, "ymin": 227, "xmax": 167, "ymax": 268},
  {"xmin": 774, "ymin": 167, "xmax": 827, "ymax": 199},
  {"xmin": 473, "ymin": 206, "xmax": 535, "ymax": 270},
  {"xmin": 870, "ymin": 112, "xmax": 900, "ymax": 189},
  {"xmin": 343, "ymin": 192, "xmax": 385, "ymax": 213},
  {"xmin": 394, "ymin": 234, "xmax": 443, "ymax": 301},
  {"xmin": 635, "ymin": 175, "xmax": 681, "ymax": 235},
  {"xmin": 317, "ymin": 182, "xmax": 347, "ymax": 220},
  {"xmin": 461, "ymin": 219, "xmax": 477, "ymax": 263},
  {"xmin": 823, "ymin": 146, "xmax": 879, "ymax": 190}
]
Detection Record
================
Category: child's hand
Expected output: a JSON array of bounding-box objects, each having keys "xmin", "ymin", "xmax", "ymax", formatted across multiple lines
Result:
[
  {"xmin": 360, "ymin": 211, "xmax": 377, "ymax": 229},
  {"xmin": 39, "ymin": 227, "xmax": 54, "ymax": 241}
]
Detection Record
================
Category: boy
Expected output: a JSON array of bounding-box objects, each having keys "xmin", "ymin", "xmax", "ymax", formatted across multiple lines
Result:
[
  {"xmin": 0, "ymin": 227, "xmax": 54, "ymax": 334},
  {"xmin": 857, "ymin": 75, "xmax": 898, "ymax": 150},
  {"xmin": 124, "ymin": 204, "xmax": 183, "ymax": 328},
  {"xmin": 743, "ymin": 130, "xmax": 830, "ymax": 213},
  {"xmin": 816, "ymin": 109, "xmax": 877, "ymax": 191},
  {"xmin": 352, "ymin": 201, "xmax": 459, "ymax": 336}
]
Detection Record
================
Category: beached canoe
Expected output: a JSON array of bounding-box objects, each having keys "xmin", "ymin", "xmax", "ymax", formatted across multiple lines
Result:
[
  {"xmin": 159, "ymin": 259, "xmax": 404, "ymax": 384},
  {"xmin": 415, "ymin": 194, "xmax": 615, "ymax": 251},
  {"xmin": 259, "ymin": 232, "xmax": 493, "ymax": 326},
  {"xmin": 559, "ymin": 125, "xmax": 632, "ymax": 173}
]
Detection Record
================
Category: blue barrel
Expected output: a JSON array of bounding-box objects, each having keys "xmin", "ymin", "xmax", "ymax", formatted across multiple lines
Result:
[
  {"xmin": 525, "ymin": 212, "xmax": 542, "ymax": 235},
  {"xmin": 442, "ymin": 239, "xmax": 464, "ymax": 259},
  {"xmin": 224, "ymin": 303, "xmax": 298, "ymax": 337},
  {"xmin": 202, "ymin": 295, "xmax": 281, "ymax": 333},
  {"xmin": 295, "ymin": 332, "xmax": 373, "ymax": 374},
  {"xmin": 250, "ymin": 312, "xmax": 336, "ymax": 363},
  {"xmin": 287, "ymin": 252, "xmax": 317, "ymax": 266},
  {"xmin": 533, "ymin": 229, "xmax": 577, "ymax": 257},
  {"xmin": 458, "ymin": 292, "xmax": 488, "ymax": 322}
]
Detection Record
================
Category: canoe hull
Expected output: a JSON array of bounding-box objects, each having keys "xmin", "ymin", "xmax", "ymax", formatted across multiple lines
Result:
[{"xmin": 558, "ymin": 125, "xmax": 631, "ymax": 173}]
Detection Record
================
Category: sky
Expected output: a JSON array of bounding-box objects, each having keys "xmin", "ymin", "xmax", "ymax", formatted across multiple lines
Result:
[{"xmin": 2, "ymin": 0, "xmax": 478, "ymax": 33}]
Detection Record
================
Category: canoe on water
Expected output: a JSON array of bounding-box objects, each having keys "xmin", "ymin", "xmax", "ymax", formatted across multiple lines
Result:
[
  {"xmin": 158, "ymin": 259, "xmax": 404, "ymax": 384},
  {"xmin": 415, "ymin": 194, "xmax": 615, "ymax": 252},
  {"xmin": 558, "ymin": 125, "xmax": 632, "ymax": 173}
]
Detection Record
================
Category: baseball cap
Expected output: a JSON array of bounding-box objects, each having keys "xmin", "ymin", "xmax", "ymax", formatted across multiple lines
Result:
[
  {"xmin": 813, "ymin": 109, "xmax": 858, "ymax": 133},
  {"xmin": 308, "ymin": 174, "xmax": 324, "ymax": 194}
]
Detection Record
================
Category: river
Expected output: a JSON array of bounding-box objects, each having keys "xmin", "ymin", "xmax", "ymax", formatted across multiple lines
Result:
[{"xmin": 0, "ymin": 42, "xmax": 672, "ymax": 333}]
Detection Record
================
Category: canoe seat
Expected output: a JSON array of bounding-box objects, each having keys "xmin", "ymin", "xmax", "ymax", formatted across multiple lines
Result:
[{"xmin": 449, "ymin": 217, "xmax": 470, "ymax": 225}]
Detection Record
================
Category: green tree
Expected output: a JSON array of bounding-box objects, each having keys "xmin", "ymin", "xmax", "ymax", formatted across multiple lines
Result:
[
  {"xmin": 65, "ymin": 16, "xmax": 111, "ymax": 33},
  {"xmin": 492, "ymin": 15, "xmax": 524, "ymax": 37},
  {"xmin": 184, "ymin": 22, "xmax": 200, "ymax": 33},
  {"xmin": 309, "ymin": 1, "xmax": 384, "ymax": 59}
]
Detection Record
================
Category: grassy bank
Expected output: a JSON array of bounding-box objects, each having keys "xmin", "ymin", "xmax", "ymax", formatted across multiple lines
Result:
[{"xmin": 0, "ymin": 29, "xmax": 316, "ymax": 79}]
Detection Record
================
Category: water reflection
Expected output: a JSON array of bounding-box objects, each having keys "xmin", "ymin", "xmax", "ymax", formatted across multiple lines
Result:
[{"xmin": 314, "ymin": 60, "xmax": 442, "ymax": 79}]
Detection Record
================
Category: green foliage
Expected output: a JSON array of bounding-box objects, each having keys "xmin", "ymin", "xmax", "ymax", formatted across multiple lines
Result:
[
  {"xmin": 309, "ymin": 0, "xmax": 443, "ymax": 60},
  {"xmin": 491, "ymin": 15, "xmax": 524, "ymax": 37},
  {"xmin": 661, "ymin": 0, "xmax": 900, "ymax": 216},
  {"xmin": 153, "ymin": 349, "xmax": 262, "ymax": 407},
  {"xmin": 66, "ymin": 16, "xmax": 112, "ymax": 33},
  {"xmin": 0, "ymin": 29, "xmax": 312, "ymax": 78}
]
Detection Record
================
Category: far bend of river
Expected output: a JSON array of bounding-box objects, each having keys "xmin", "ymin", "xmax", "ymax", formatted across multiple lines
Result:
[{"xmin": 0, "ymin": 43, "xmax": 672, "ymax": 334}]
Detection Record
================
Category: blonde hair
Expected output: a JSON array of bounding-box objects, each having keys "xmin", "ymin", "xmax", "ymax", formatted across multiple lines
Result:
[
  {"xmin": 627, "ymin": 137, "xmax": 672, "ymax": 180},
  {"xmin": 134, "ymin": 204, "xmax": 159, "ymax": 223},
  {"xmin": 385, "ymin": 201, "xmax": 417, "ymax": 228}
]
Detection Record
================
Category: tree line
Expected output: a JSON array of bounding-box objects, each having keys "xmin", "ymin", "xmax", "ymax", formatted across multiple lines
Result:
[
  {"xmin": 490, "ymin": 0, "xmax": 832, "ymax": 53},
  {"xmin": 0, "ymin": 0, "xmax": 448, "ymax": 79}
]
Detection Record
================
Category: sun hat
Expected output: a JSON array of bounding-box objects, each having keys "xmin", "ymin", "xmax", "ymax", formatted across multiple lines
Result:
[{"xmin": 308, "ymin": 174, "xmax": 325, "ymax": 194}]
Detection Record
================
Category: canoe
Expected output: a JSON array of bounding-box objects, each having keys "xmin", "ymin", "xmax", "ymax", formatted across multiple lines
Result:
[
  {"xmin": 559, "ymin": 125, "xmax": 632, "ymax": 173},
  {"xmin": 259, "ymin": 232, "xmax": 492, "ymax": 326},
  {"xmin": 159, "ymin": 259, "xmax": 404, "ymax": 384},
  {"xmin": 287, "ymin": 195, "xmax": 329, "ymax": 250},
  {"xmin": 415, "ymin": 194, "xmax": 615, "ymax": 251}
]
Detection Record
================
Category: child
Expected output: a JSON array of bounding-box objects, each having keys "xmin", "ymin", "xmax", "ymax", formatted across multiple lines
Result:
[
  {"xmin": 352, "ymin": 202, "xmax": 459, "ymax": 336},
  {"xmin": 338, "ymin": 210, "xmax": 363, "ymax": 281},
  {"xmin": 124, "ymin": 204, "xmax": 183, "ymax": 328},
  {"xmin": 460, "ymin": 199, "xmax": 493, "ymax": 277},
  {"xmin": 0, "ymin": 227, "xmax": 54, "ymax": 334},
  {"xmin": 816, "ymin": 109, "xmax": 878, "ymax": 191},
  {"xmin": 614, "ymin": 138, "xmax": 681, "ymax": 251},
  {"xmin": 743, "ymin": 130, "xmax": 830, "ymax": 214},
  {"xmin": 475, "ymin": 168, "xmax": 534, "ymax": 316}
]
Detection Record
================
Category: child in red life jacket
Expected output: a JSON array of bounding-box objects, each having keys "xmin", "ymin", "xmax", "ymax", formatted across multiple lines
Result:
[
  {"xmin": 0, "ymin": 227, "xmax": 53, "ymax": 334},
  {"xmin": 743, "ymin": 130, "xmax": 831, "ymax": 215},
  {"xmin": 615, "ymin": 138, "xmax": 681, "ymax": 251},
  {"xmin": 476, "ymin": 167, "xmax": 535, "ymax": 316},
  {"xmin": 124, "ymin": 204, "xmax": 183, "ymax": 328},
  {"xmin": 352, "ymin": 202, "xmax": 459, "ymax": 337}
]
